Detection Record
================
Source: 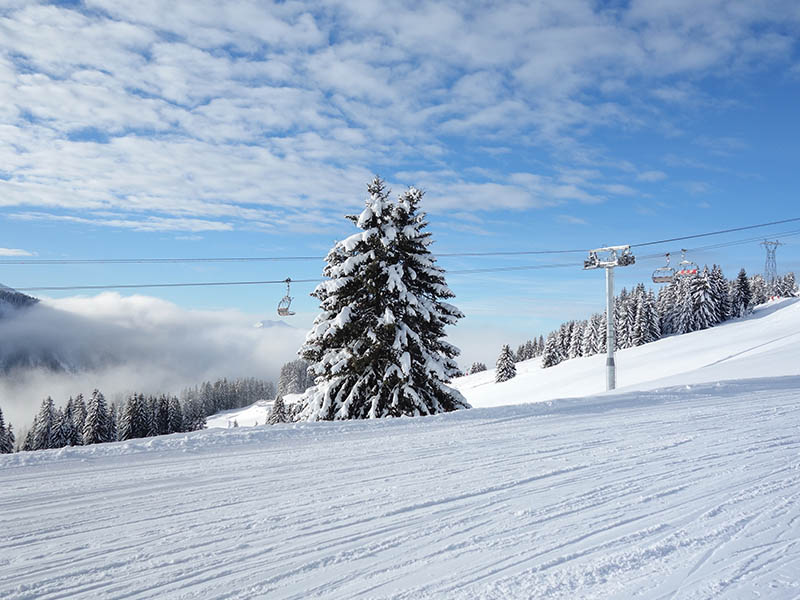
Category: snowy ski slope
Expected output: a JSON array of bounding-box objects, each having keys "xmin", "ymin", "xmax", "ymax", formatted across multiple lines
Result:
[
  {"xmin": 1, "ymin": 300, "xmax": 800, "ymax": 599},
  {"xmin": 455, "ymin": 298, "xmax": 800, "ymax": 408}
]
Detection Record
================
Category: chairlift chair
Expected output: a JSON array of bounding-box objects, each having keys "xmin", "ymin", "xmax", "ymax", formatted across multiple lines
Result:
[
  {"xmin": 652, "ymin": 253, "xmax": 675, "ymax": 284},
  {"xmin": 277, "ymin": 278, "xmax": 295, "ymax": 316},
  {"xmin": 618, "ymin": 248, "xmax": 636, "ymax": 267},
  {"xmin": 676, "ymin": 249, "xmax": 699, "ymax": 277},
  {"xmin": 584, "ymin": 251, "xmax": 599, "ymax": 269}
]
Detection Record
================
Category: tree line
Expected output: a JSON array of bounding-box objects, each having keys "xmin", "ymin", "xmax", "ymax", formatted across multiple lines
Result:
[
  {"xmin": 492, "ymin": 268, "xmax": 798, "ymax": 382},
  {"xmin": 1, "ymin": 377, "xmax": 276, "ymax": 453}
]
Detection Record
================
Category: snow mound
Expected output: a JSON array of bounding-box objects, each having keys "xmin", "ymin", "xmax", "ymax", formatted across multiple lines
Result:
[{"xmin": 205, "ymin": 400, "xmax": 273, "ymax": 428}]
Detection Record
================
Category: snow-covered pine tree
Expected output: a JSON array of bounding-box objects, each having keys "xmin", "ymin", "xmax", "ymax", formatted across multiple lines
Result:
[
  {"xmin": 145, "ymin": 396, "xmax": 158, "ymax": 437},
  {"xmin": 645, "ymin": 290, "xmax": 661, "ymax": 343},
  {"xmin": 495, "ymin": 344, "xmax": 517, "ymax": 382},
  {"xmin": 22, "ymin": 421, "xmax": 35, "ymax": 452},
  {"xmin": 675, "ymin": 275, "xmax": 694, "ymax": 335},
  {"xmin": 731, "ymin": 268, "xmax": 752, "ymax": 317},
  {"xmin": 268, "ymin": 396, "xmax": 288, "ymax": 424},
  {"xmin": 524, "ymin": 339, "xmax": 535, "ymax": 360},
  {"xmin": 167, "ymin": 396, "xmax": 184, "ymax": 433},
  {"xmin": 156, "ymin": 395, "xmax": 170, "ymax": 435},
  {"xmin": 120, "ymin": 394, "xmax": 150, "ymax": 440},
  {"xmin": 568, "ymin": 321, "xmax": 585, "ymax": 358},
  {"xmin": 0, "ymin": 406, "xmax": 14, "ymax": 454},
  {"xmin": 615, "ymin": 289, "xmax": 631, "ymax": 349},
  {"xmin": 709, "ymin": 265, "xmax": 730, "ymax": 323},
  {"xmin": 83, "ymin": 389, "xmax": 111, "ymax": 445},
  {"xmin": 632, "ymin": 292, "xmax": 647, "ymax": 347},
  {"xmin": 299, "ymin": 179, "xmax": 469, "ymax": 420},
  {"xmin": 108, "ymin": 404, "xmax": 118, "ymax": 442},
  {"xmin": 515, "ymin": 343, "xmax": 526, "ymax": 362},
  {"xmin": 657, "ymin": 283, "xmax": 677, "ymax": 336},
  {"xmin": 581, "ymin": 313, "xmax": 599, "ymax": 356},
  {"xmin": 783, "ymin": 272, "xmax": 798, "ymax": 297},
  {"xmin": 50, "ymin": 407, "xmax": 74, "ymax": 449},
  {"xmin": 469, "ymin": 362, "xmax": 487, "ymax": 374},
  {"xmin": 182, "ymin": 397, "xmax": 207, "ymax": 431},
  {"xmin": 277, "ymin": 359, "xmax": 313, "ymax": 399},
  {"xmin": 688, "ymin": 268, "xmax": 718, "ymax": 332},
  {"xmin": 33, "ymin": 396, "xmax": 56, "ymax": 450},
  {"xmin": 541, "ymin": 332, "xmax": 561, "ymax": 368},
  {"xmin": 750, "ymin": 274, "xmax": 767, "ymax": 306},
  {"xmin": 71, "ymin": 394, "xmax": 86, "ymax": 444}
]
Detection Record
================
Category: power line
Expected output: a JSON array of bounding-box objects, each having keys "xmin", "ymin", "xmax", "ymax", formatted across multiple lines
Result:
[
  {"xmin": 630, "ymin": 217, "xmax": 800, "ymax": 248},
  {"xmin": 9, "ymin": 220, "xmax": 800, "ymax": 292},
  {"xmin": 17, "ymin": 278, "xmax": 323, "ymax": 292},
  {"xmin": 4, "ymin": 216, "xmax": 799, "ymax": 265}
]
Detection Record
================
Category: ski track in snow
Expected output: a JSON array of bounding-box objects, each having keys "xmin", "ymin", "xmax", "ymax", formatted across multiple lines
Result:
[{"xmin": 2, "ymin": 376, "xmax": 800, "ymax": 599}]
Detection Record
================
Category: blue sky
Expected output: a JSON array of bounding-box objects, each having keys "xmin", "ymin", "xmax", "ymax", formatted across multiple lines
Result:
[{"xmin": 1, "ymin": 0, "xmax": 800, "ymax": 365}]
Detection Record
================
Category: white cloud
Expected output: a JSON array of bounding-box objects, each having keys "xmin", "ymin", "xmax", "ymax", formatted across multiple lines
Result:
[
  {"xmin": 0, "ymin": 0, "xmax": 798, "ymax": 231},
  {"xmin": 0, "ymin": 247, "xmax": 33, "ymax": 256},
  {"xmin": 637, "ymin": 170, "xmax": 668, "ymax": 182},
  {"xmin": 557, "ymin": 214, "xmax": 588, "ymax": 225}
]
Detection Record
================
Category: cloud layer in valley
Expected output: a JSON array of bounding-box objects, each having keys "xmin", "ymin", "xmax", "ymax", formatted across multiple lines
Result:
[{"xmin": 0, "ymin": 293, "xmax": 306, "ymax": 427}]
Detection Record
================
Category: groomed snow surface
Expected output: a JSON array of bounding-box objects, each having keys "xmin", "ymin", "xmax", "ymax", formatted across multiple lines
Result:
[{"xmin": 2, "ymin": 301, "xmax": 800, "ymax": 598}]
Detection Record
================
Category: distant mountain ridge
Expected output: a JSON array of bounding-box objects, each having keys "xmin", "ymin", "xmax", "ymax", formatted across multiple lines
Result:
[{"xmin": 0, "ymin": 284, "xmax": 39, "ymax": 313}]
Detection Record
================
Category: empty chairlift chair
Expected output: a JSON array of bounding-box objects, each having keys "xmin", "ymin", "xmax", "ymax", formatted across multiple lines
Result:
[
  {"xmin": 277, "ymin": 278, "xmax": 295, "ymax": 317},
  {"xmin": 652, "ymin": 253, "xmax": 675, "ymax": 284},
  {"xmin": 676, "ymin": 249, "xmax": 699, "ymax": 277}
]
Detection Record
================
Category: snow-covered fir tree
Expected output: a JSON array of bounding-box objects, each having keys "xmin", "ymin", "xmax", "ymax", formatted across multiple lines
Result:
[
  {"xmin": 645, "ymin": 290, "xmax": 661, "ymax": 343},
  {"xmin": 50, "ymin": 407, "xmax": 74, "ymax": 449},
  {"xmin": 515, "ymin": 344, "xmax": 526, "ymax": 362},
  {"xmin": 168, "ymin": 396, "xmax": 184, "ymax": 433},
  {"xmin": 299, "ymin": 178, "xmax": 469, "ymax": 420},
  {"xmin": 70, "ymin": 394, "xmax": 87, "ymax": 445},
  {"xmin": 33, "ymin": 396, "xmax": 56, "ymax": 450},
  {"xmin": 120, "ymin": 394, "xmax": 150, "ymax": 441},
  {"xmin": 153, "ymin": 395, "xmax": 167, "ymax": 435},
  {"xmin": 731, "ymin": 269, "xmax": 753, "ymax": 317},
  {"xmin": 0, "ymin": 406, "xmax": 15, "ymax": 454},
  {"xmin": 574, "ymin": 320, "xmax": 588, "ymax": 358},
  {"xmin": 268, "ymin": 396, "xmax": 288, "ymax": 424},
  {"xmin": 83, "ymin": 389, "xmax": 112, "ymax": 445},
  {"xmin": 523, "ymin": 339, "xmax": 535, "ymax": 360},
  {"xmin": 581, "ymin": 313, "xmax": 600, "ymax": 356},
  {"xmin": 689, "ymin": 268, "xmax": 718, "ymax": 332},
  {"xmin": 541, "ymin": 332, "xmax": 562, "ymax": 368},
  {"xmin": 22, "ymin": 422, "xmax": 35, "ymax": 452},
  {"xmin": 495, "ymin": 344, "xmax": 517, "ymax": 383},
  {"xmin": 709, "ymin": 265, "xmax": 731, "ymax": 322},
  {"xmin": 276, "ymin": 359, "xmax": 314, "ymax": 400},
  {"xmin": 750, "ymin": 274, "xmax": 767, "ymax": 306},
  {"xmin": 469, "ymin": 362, "xmax": 487, "ymax": 374}
]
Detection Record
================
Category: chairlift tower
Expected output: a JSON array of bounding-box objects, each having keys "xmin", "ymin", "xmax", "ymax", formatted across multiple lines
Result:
[
  {"xmin": 760, "ymin": 240, "xmax": 783, "ymax": 284},
  {"xmin": 583, "ymin": 245, "xmax": 635, "ymax": 391}
]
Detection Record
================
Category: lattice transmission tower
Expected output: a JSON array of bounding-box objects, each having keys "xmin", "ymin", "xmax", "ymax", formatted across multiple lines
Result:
[{"xmin": 761, "ymin": 240, "xmax": 783, "ymax": 284}]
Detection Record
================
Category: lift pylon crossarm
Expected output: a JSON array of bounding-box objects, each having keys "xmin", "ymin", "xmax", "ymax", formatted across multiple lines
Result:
[{"xmin": 583, "ymin": 245, "xmax": 634, "ymax": 270}]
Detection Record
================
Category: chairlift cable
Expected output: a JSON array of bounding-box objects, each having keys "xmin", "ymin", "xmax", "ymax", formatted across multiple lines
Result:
[{"xmin": 3, "ymin": 216, "xmax": 800, "ymax": 265}]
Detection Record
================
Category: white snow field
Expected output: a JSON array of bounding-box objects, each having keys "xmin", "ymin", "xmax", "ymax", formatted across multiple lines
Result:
[
  {"xmin": 206, "ymin": 400, "xmax": 273, "ymax": 429},
  {"xmin": 2, "ymin": 301, "xmax": 800, "ymax": 598}
]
